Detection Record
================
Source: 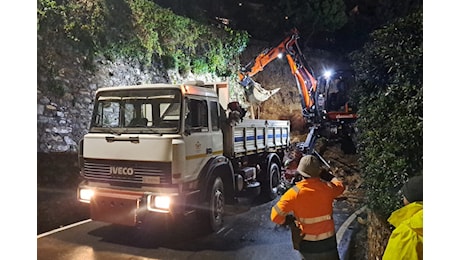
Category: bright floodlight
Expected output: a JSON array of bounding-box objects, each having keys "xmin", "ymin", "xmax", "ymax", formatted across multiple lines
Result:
[
  {"xmin": 277, "ymin": 53, "xmax": 283, "ymax": 59},
  {"xmin": 323, "ymin": 70, "xmax": 332, "ymax": 79}
]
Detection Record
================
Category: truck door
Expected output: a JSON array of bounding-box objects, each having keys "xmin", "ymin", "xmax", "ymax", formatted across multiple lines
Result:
[
  {"xmin": 208, "ymin": 99, "xmax": 224, "ymax": 158},
  {"xmin": 183, "ymin": 97, "xmax": 213, "ymax": 181}
]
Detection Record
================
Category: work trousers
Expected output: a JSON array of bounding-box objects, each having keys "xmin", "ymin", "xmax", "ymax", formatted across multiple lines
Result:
[{"xmin": 298, "ymin": 236, "xmax": 339, "ymax": 260}]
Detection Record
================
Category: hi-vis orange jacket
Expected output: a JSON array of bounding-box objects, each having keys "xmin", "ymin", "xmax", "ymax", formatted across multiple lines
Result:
[{"xmin": 271, "ymin": 177, "xmax": 345, "ymax": 241}]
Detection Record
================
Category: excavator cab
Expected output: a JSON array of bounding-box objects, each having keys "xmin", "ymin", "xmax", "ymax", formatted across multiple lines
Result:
[{"xmin": 316, "ymin": 70, "xmax": 356, "ymax": 119}]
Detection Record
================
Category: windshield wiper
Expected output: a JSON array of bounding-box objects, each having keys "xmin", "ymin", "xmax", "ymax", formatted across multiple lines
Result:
[{"xmin": 105, "ymin": 136, "xmax": 139, "ymax": 143}]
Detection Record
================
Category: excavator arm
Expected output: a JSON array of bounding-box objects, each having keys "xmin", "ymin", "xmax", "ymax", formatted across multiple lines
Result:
[
  {"xmin": 284, "ymin": 48, "xmax": 317, "ymax": 119},
  {"xmin": 237, "ymin": 32, "xmax": 300, "ymax": 106},
  {"xmin": 238, "ymin": 31, "xmax": 298, "ymax": 81},
  {"xmin": 238, "ymin": 28, "xmax": 318, "ymax": 120}
]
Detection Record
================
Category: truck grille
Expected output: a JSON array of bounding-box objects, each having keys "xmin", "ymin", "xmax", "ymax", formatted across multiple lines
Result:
[{"xmin": 83, "ymin": 159, "xmax": 172, "ymax": 185}]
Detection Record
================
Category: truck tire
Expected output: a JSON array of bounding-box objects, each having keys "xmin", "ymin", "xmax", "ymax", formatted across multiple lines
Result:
[
  {"xmin": 200, "ymin": 176, "xmax": 225, "ymax": 232},
  {"xmin": 261, "ymin": 162, "xmax": 280, "ymax": 201}
]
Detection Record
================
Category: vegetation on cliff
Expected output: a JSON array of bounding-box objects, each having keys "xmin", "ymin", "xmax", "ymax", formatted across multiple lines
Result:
[{"xmin": 37, "ymin": 0, "xmax": 249, "ymax": 95}]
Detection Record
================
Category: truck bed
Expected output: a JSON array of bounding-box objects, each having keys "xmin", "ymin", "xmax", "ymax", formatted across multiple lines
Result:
[{"xmin": 223, "ymin": 119, "xmax": 290, "ymax": 157}]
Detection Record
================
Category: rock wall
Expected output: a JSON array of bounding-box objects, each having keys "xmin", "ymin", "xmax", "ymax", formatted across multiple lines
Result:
[{"xmin": 37, "ymin": 54, "xmax": 223, "ymax": 153}]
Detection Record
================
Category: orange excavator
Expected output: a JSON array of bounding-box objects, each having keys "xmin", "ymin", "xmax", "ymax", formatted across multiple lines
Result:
[{"xmin": 238, "ymin": 28, "xmax": 357, "ymax": 154}]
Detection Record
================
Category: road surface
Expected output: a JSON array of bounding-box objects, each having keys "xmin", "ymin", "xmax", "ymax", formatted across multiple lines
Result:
[{"xmin": 37, "ymin": 196, "xmax": 362, "ymax": 260}]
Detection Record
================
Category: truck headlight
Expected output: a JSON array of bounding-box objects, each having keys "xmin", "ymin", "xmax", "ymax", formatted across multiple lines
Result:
[
  {"xmin": 155, "ymin": 196, "xmax": 171, "ymax": 209},
  {"xmin": 78, "ymin": 188, "xmax": 94, "ymax": 203},
  {"xmin": 147, "ymin": 195, "xmax": 171, "ymax": 213}
]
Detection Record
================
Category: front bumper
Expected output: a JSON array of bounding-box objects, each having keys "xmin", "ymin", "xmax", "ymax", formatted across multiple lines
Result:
[{"xmin": 77, "ymin": 185, "xmax": 185, "ymax": 226}]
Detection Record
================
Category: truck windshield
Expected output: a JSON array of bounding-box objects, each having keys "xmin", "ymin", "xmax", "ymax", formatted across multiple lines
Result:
[{"xmin": 90, "ymin": 88, "xmax": 182, "ymax": 134}]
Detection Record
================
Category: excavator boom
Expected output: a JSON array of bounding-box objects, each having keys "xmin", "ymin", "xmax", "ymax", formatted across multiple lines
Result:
[
  {"xmin": 238, "ymin": 29, "xmax": 318, "ymax": 117},
  {"xmin": 238, "ymin": 30, "xmax": 298, "ymax": 80}
]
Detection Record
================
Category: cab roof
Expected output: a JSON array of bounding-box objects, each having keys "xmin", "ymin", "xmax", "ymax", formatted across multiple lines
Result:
[{"xmin": 95, "ymin": 82, "xmax": 222, "ymax": 98}]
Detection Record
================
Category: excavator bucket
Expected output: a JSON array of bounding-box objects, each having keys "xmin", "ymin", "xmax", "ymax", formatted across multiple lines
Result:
[{"xmin": 247, "ymin": 81, "xmax": 280, "ymax": 103}]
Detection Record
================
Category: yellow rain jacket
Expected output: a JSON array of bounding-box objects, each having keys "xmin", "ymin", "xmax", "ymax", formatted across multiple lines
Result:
[{"xmin": 382, "ymin": 202, "xmax": 423, "ymax": 260}]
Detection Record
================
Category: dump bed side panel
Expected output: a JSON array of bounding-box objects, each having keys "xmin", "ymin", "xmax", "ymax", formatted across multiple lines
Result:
[{"xmin": 223, "ymin": 119, "xmax": 290, "ymax": 157}]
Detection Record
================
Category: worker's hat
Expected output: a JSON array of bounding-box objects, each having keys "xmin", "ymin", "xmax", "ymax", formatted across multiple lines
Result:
[
  {"xmin": 297, "ymin": 155, "xmax": 321, "ymax": 178},
  {"xmin": 401, "ymin": 175, "xmax": 423, "ymax": 202}
]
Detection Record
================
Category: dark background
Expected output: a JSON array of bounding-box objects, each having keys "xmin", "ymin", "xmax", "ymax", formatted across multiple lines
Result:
[{"xmin": 153, "ymin": 0, "xmax": 422, "ymax": 53}]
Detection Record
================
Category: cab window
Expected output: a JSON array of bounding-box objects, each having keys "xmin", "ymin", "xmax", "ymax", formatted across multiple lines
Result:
[{"xmin": 185, "ymin": 98, "xmax": 208, "ymax": 132}]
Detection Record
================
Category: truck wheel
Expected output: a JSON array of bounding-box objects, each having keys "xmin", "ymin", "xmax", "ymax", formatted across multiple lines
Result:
[
  {"xmin": 200, "ymin": 176, "xmax": 225, "ymax": 232},
  {"xmin": 262, "ymin": 163, "xmax": 280, "ymax": 201}
]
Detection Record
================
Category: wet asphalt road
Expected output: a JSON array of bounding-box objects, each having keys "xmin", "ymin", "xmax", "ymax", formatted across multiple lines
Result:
[{"xmin": 37, "ymin": 195, "xmax": 359, "ymax": 260}]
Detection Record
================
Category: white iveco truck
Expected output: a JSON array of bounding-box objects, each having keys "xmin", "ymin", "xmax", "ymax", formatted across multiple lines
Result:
[{"xmin": 77, "ymin": 81, "xmax": 290, "ymax": 231}]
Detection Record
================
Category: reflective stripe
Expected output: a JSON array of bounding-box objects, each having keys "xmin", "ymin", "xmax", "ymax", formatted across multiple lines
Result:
[
  {"xmin": 298, "ymin": 214, "xmax": 332, "ymax": 224},
  {"xmin": 291, "ymin": 185, "xmax": 300, "ymax": 194},
  {"xmin": 273, "ymin": 204, "xmax": 288, "ymax": 216},
  {"xmin": 302, "ymin": 231, "xmax": 335, "ymax": 241}
]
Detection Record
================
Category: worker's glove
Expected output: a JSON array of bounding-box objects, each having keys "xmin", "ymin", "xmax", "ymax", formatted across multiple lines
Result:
[
  {"xmin": 320, "ymin": 168, "xmax": 335, "ymax": 182},
  {"xmin": 282, "ymin": 214, "xmax": 296, "ymax": 227},
  {"xmin": 291, "ymin": 172, "xmax": 303, "ymax": 184}
]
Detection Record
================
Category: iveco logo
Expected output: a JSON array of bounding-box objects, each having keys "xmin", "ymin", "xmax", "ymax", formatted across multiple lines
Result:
[{"xmin": 110, "ymin": 166, "xmax": 134, "ymax": 176}]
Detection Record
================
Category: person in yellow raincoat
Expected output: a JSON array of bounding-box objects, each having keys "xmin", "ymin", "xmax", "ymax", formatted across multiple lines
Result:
[{"xmin": 383, "ymin": 175, "xmax": 423, "ymax": 260}]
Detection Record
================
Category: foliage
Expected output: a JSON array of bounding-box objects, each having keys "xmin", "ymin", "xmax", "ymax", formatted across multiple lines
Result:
[
  {"xmin": 277, "ymin": 0, "xmax": 347, "ymax": 34},
  {"xmin": 37, "ymin": 0, "xmax": 105, "ymax": 55},
  {"xmin": 349, "ymin": 9, "xmax": 423, "ymax": 217},
  {"xmin": 374, "ymin": 0, "xmax": 423, "ymax": 28},
  {"xmin": 190, "ymin": 0, "xmax": 348, "ymax": 42},
  {"xmin": 37, "ymin": 0, "xmax": 249, "ymax": 83}
]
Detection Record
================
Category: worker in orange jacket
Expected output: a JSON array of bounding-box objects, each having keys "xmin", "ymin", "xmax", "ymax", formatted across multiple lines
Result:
[{"xmin": 271, "ymin": 155, "xmax": 345, "ymax": 260}]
